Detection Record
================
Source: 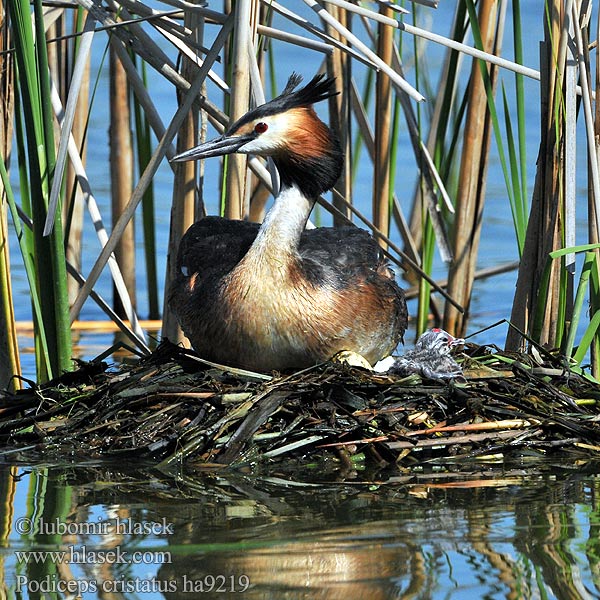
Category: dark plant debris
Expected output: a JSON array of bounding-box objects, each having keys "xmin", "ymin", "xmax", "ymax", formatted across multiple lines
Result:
[{"xmin": 1, "ymin": 340, "xmax": 599, "ymax": 471}]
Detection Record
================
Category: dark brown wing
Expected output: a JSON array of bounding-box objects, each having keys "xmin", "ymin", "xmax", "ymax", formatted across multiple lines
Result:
[
  {"xmin": 177, "ymin": 220, "xmax": 383, "ymax": 282},
  {"xmin": 176, "ymin": 216, "xmax": 260, "ymax": 279},
  {"xmin": 299, "ymin": 226, "xmax": 407, "ymax": 344},
  {"xmin": 299, "ymin": 226, "xmax": 381, "ymax": 269}
]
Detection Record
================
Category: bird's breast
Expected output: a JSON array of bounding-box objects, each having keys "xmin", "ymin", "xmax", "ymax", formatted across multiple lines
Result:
[{"xmin": 223, "ymin": 255, "xmax": 334, "ymax": 348}]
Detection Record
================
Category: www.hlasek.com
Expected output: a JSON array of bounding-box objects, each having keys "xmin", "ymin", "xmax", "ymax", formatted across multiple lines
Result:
[
  {"xmin": 15, "ymin": 574, "xmax": 252, "ymax": 595},
  {"xmin": 16, "ymin": 545, "xmax": 171, "ymax": 566}
]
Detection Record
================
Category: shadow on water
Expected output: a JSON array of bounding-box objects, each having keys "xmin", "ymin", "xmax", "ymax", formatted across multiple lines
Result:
[{"xmin": 2, "ymin": 461, "xmax": 600, "ymax": 599}]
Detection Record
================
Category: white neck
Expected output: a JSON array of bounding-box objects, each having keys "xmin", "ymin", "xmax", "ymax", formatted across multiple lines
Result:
[{"xmin": 249, "ymin": 184, "xmax": 314, "ymax": 259}]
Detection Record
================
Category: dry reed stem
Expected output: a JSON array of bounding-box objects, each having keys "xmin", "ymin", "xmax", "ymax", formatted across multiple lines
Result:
[
  {"xmin": 162, "ymin": 2, "xmax": 203, "ymax": 347},
  {"xmin": 506, "ymin": 1, "xmax": 567, "ymax": 349},
  {"xmin": 44, "ymin": 10, "xmax": 95, "ymax": 237},
  {"xmin": 110, "ymin": 46, "xmax": 137, "ymax": 319},
  {"xmin": 591, "ymin": 5, "xmax": 600, "ymax": 376},
  {"xmin": 223, "ymin": 0, "xmax": 257, "ymax": 220},
  {"xmin": 444, "ymin": 0, "xmax": 500, "ymax": 337},
  {"xmin": 539, "ymin": 4, "xmax": 568, "ymax": 347},
  {"xmin": 372, "ymin": 6, "xmax": 394, "ymax": 250},
  {"xmin": 0, "ymin": 0, "xmax": 20, "ymax": 391},
  {"xmin": 64, "ymin": 19, "xmax": 90, "ymax": 309},
  {"xmin": 573, "ymin": 1, "xmax": 600, "ymax": 236},
  {"xmin": 325, "ymin": 6, "xmax": 352, "ymax": 224},
  {"xmin": 0, "ymin": 209, "xmax": 18, "ymax": 391}
]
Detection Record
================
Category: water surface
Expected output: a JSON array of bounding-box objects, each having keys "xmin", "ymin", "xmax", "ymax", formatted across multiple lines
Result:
[{"xmin": 4, "ymin": 463, "xmax": 600, "ymax": 599}]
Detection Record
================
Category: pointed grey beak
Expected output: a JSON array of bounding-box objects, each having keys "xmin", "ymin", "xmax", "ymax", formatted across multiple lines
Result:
[{"xmin": 171, "ymin": 133, "xmax": 255, "ymax": 162}]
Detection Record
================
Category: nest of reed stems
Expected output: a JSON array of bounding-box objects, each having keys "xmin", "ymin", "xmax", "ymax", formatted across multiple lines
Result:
[{"xmin": 0, "ymin": 340, "xmax": 599, "ymax": 473}]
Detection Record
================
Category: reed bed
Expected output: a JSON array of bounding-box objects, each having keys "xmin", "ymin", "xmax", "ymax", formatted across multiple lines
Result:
[
  {"xmin": 0, "ymin": 0, "xmax": 599, "ymax": 393},
  {"xmin": 1, "ymin": 340, "xmax": 599, "ymax": 471}
]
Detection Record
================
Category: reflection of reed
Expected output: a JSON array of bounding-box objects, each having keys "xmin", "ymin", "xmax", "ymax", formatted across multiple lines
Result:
[
  {"xmin": 514, "ymin": 501, "xmax": 592, "ymax": 600},
  {"xmin": 587, "ymin": 484, "xmax": 600, "ymax": 595},
  {"xmin": 467, "ymin": 507, "xmax": 525, "ymax": 600}
]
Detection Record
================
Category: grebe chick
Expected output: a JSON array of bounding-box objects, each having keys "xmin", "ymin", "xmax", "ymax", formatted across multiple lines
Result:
[
  {"xmin": 169, "ymin": 73, "xmax": 407, "ymax": 372},
  {"xmin": 375, "ymin": 328, "xmax": 464, "ymax": 380}
]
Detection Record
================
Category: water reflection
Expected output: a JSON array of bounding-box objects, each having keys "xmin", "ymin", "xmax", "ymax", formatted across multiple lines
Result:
[{"xmin": 1, "ymin": 463, "xmax": 599, "ymax": 599}]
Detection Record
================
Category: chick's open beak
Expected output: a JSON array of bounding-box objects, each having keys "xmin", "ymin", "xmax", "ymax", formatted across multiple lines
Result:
[{"xmin": 171, "ymin": 133, "xmax": 255, "ymax": 162}]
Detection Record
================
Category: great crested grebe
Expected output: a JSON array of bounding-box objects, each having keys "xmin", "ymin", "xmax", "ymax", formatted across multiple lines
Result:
[{"xmin": 169, "ymin": 73, "xmax": 407, "ymax": 372}]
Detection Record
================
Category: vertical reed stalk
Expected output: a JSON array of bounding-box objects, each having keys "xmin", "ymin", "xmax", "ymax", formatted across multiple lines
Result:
[
  {"xmin": 133, "ymin": 57, "xmax": 159, "ymax": 320},
  {"xmin": 591, "ymin": 5, "xmax": 600, "ymax": 376},
  {"xmin": 0, "ymin": 0, "xmax": 20, "ymax": 390},
  {"xmin": 162, "ymin": 4, "xmax": 203, "ymax": 345},
  {"xmin": 443, "ymin": 0, "xmax": 500, "ymax": 337},
  {"xmin": 408, "ymin": 2, "xmax": 466, "ymax": 331},
  {"xmin": 372, "ymin": 7, "xmax": 394, "ymax": 250},
  {"xmin": 325, "ymin": 5, "xmax": 352, "ymax": 224},
  {"xmin": 224, "ymin": 0, "xmax": 258, "ymax": 219},
  {"xmin": 247, "ymin": 7, "xmax": 273, "ymax": 224},
  {"xmin": 0, "ymin": 202, "xmax": 19, "ymax": 391},
  {"xmin": 65, "ymin": 8, "xmax": 90, "ymax": 310},
  {"xmin": 512, "ymin": 0, "xmax": 528, "ymax": 250},
  {"xmin": 506, "ymin": 0, "xmax": 566, "ymax": 350},
  {"xmin": 110, "ymin": 45, "xmax": 136, "ymax": 319},
  {"xmin": 412, "ymin": 4, "xmax": 435, "ymax": 334},
  {"xmin": 9, "ymin": 0, "xmax": 72, "ymax": 380}
]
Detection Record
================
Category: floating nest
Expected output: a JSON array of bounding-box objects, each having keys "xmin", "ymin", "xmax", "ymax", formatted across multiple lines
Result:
[{"xmin": 1, "ymin": 340, "xmax": 599, "ymax": 472}]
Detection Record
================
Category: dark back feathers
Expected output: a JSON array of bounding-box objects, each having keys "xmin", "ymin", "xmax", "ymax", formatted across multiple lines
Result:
[{"xmin": 177, "ymin": 218, "xmax": 387, "ymax": 287}]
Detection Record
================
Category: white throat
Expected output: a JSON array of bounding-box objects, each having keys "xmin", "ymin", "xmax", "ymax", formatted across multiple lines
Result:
[{"xmin": 250, "ymin": 184, "xmax": 314, "ymax": 257}]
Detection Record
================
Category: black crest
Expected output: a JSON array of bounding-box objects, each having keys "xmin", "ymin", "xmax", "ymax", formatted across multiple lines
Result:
[
  {"xmin": 275, "ymin": 72, "xmax": 338, "ymax": 110},
  {"xmin": 229, "ymin": 73, "xmax": 338, "ymax": 133}
]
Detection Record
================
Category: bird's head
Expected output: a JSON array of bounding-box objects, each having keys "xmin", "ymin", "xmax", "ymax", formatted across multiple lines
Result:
[
  {"xmin": 172, "ymin": 73, "xmax": 343, "ymax": 197},
  {"xmin": 415, "ymin": 328, "xmax": 464, "ymax": 354}
]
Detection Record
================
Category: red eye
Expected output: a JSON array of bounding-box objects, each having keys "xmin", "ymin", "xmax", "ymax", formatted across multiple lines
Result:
[{"xmin": 254, "ymin": 122, "xmax": 268, "ymax": 134}]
